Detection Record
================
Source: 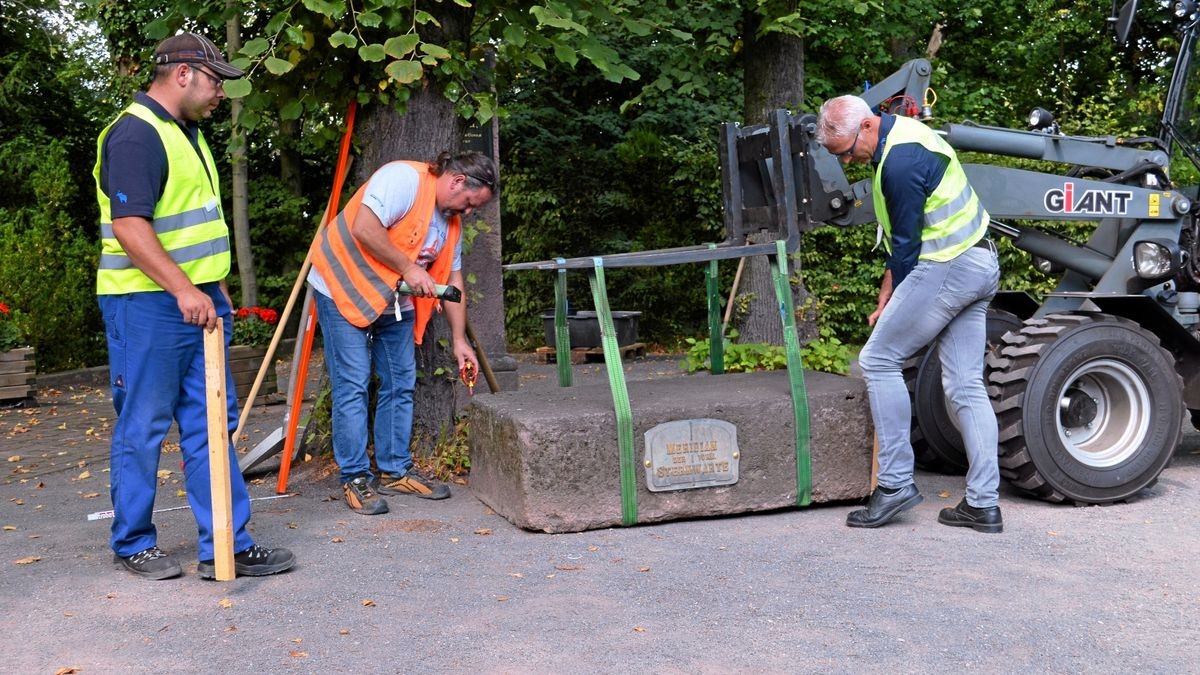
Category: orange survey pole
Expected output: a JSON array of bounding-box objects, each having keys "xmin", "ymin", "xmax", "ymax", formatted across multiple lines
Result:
[
  {"xmin": 275, "ymin": 296, "xmax": 318, "ymax": 494},
  {"xmin": 273, "ymin": 100, "xmax": 357, "ymax": 494}
]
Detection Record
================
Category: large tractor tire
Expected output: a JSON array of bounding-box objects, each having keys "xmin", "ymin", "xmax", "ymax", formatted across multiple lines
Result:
[
  {"xmin": 905, "ymin": 309, "xmax": 1024, "ymax": 474},
  {"xmin": 987, "ymin": 313, "xmax": 1182, "ymax": 504}
]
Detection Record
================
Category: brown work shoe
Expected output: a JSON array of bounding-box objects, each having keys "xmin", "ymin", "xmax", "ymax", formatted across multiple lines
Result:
[
  {"xmin": 343, "ymin": 475, "xmax": 389, "ymax": 515},
  {"xmin": 374, "ymin": 471, "xmax": 451, "ymax": 500}
]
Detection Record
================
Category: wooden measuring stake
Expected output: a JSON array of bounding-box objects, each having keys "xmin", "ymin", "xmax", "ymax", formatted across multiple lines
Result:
[
  {"xmin": 870, "ymin": 432, "xmax": 879, "ymax": 492},
  {"xmin": 203, "ymin": 321, "xmax": 236, "ymax": 581}
]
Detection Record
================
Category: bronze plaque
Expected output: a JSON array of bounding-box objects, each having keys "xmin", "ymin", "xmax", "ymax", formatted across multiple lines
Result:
[{"xmin": 644, "ymin": 419, "xmax": 739, "ymax": 492}]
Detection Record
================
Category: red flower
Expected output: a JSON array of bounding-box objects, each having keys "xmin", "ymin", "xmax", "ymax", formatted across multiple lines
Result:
[
  {"xmin": 236, "ymin": 307, "xmax": 251, "ymax": 319},
  {"xmin": 0, "ymin": 303, "xmax": 9, "ymax": 314}
]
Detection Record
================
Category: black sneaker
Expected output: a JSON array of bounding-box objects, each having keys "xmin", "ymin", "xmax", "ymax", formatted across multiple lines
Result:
[
  {"xmin": 375, "ymin": 471, "xmax": 451, "ymax": 500},
  {"xmin": 114, "ymin": 546, "xmax": 182, "ymax": 580},
  {"xmin": 198, "ymin": 544, "xmax": 296, "ymax": 579},
  {"xmin": 344, "ymin": 475, "xmax": 389, "ymax": 514}
]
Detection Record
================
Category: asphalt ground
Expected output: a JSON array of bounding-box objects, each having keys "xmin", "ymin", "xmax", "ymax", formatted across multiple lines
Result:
[{"xmin": 1, "ymin": 353, "xmax": 1198, "ymax": 673}]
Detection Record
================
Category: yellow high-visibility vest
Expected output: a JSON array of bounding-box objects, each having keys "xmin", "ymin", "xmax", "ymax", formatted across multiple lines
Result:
[
  {"xmin": 873, "ymin": 115, "xmax": 988, "ymax": 261},
  {"xmin": 94, "ymin": 101, "xmax": 230, "ymax": 294}
]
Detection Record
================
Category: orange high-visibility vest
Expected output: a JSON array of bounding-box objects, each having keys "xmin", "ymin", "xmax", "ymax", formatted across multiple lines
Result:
[{"xmin": 310, "ymin": 161, "xmax": 461, "ymax": 343}]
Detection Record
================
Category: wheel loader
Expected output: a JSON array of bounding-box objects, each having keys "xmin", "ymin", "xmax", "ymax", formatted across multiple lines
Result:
[{"xmin": 724, "ymin": 0, "xmax": 1200, "ymax": 504}]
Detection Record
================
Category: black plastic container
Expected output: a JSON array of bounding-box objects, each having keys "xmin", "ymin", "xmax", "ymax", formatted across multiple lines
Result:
[{"xmin": 541, "ymin": 310, "xmax": 642, "ymax": 348}]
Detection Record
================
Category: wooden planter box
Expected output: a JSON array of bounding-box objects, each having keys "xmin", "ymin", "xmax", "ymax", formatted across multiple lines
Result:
[
  {"xmin": 228, "ymin": 345, "xmax": 278, "ymax": 403},
  {"xmin": 0, "ymin": 347, "xmax": 36, "ymax": 404}
]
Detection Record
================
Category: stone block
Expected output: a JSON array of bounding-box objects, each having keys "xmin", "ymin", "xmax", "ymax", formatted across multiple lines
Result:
[{"xmin": 468, "ymin": 369, "xmax": 873, "ymax": 533}]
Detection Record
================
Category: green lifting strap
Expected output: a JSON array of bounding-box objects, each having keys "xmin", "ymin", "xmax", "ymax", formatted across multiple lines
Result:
[
  {"xmin": 769, "ymin": 240, "xmax": 812, "ymax": 506},
  {"xmin": 589, "ymin": 258, "xmax": 638, "ymax": 526},
  {"xmin": 553, "ymin": 259, "xmax": 572, "ymax": 387},
  {"xmin": 706, "ymin": 243, "xmax": 724, "ymax": 375}
]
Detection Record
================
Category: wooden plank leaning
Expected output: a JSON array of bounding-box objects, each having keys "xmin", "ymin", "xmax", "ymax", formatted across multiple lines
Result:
[{"xmin": 203, "ymin": 322, "xmax": 236, "ymax": 581}]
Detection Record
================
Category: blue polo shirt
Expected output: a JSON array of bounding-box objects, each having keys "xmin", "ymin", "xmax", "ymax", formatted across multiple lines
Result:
[
  {"xmin": 98, "ymin": 92, "xmax": 213, "ymax": 220},
  {"xmin": 873, "ymin": 114, "xmax": 949, "ymax": 287}
]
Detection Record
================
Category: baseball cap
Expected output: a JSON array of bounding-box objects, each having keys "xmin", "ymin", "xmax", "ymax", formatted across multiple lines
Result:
[{"xmin": 154, "ymin": 32, "xmax": 244, "ymax": 79}]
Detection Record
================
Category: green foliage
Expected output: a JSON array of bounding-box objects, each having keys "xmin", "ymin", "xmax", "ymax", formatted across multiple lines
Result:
[
  {"xmin": 502, "ymin": 0, "xmax": 741, "ymax": 348},
  {"xmin": 413, "ymin": 415, "xmax": 472, "ymax": 480},
  {"xmin": 0, "ymin": 303, "xmax": 30, "ymax": 351},
  {"xmin": 800, "ymin": 327, "xmax": 852, "ymax": 375},
  {"xmin": 797, "ymin": 226, "xmax": 883, "ymax": 346},
  {"xmin": 681, "ymin": 328, "xmax": 850, "ymax": 375},
  {"xmin": 0, "ymin": 78, "xmax": 105, "ymax": 370}
]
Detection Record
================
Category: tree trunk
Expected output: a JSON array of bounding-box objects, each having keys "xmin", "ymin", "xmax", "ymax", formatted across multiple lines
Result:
[
  {"xmin": 226, "ymin": 12, "xmax": 256, "ymax": 308},
  {"xmin": 351, "ymin": 0, "xmax": 506, "ymax": 456},
  {"xmin": 734, "ymin": 7, "xmax": 818, "ymax": 346},
  {"xmin": 461, "ymin": 49, "xmax": 507, "ymax": 360},
  {"xmin": 278, "ymin": 118, "xmax": 304, "ymax": 199}
]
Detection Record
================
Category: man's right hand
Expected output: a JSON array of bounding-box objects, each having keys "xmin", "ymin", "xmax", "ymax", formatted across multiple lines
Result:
[
  {"xmin": 175, "ymin": 285, "xmax": 217, "ymax": 330},
  {"xmin": 400, "ymin": 266, "xmax": 437, "ymax": 297}
]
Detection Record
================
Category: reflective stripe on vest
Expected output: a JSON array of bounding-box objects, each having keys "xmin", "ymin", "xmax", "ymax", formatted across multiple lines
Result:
[
  {"xmin": 309, "ymin": 161, "xmax": 461, "ymax": 342},
  {"xmin": 318, "ymin": 211, "xmax": 395, "ymax": 323},
  {"xmin": 94, "ymin": 102, "xmax": 230, "ymax": 294},
  {"xmin": 872, "ymin": 116, "xmax": 988, "ymax": 262}
]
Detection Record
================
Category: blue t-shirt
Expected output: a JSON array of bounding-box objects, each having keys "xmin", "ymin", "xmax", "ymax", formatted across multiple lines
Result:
[
  {"xmin": 99, "ymin": 92, "xmax": 212, "ymax": 220},
  {"xmin": 872, "ymin": 114, "xmax": 949, "ymax": 287}
]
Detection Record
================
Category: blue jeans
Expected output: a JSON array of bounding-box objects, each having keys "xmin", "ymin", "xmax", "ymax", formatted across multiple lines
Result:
[
  {"xmin": 314, "ymin": 290, "xmax": 417, "ymax": 484},
  {"xmin": 858, "ymin": 245, "xmax": 1002, "ymax": 508},
  {"xmin": 100, "ymin": 284, "xmax": 255, "ymax": 560}
]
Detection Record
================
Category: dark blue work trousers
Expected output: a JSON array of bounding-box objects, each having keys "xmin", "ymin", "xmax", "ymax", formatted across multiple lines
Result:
[{"xmin": 99, "ymin": 283, "xmax": 254, "ymax": 560}]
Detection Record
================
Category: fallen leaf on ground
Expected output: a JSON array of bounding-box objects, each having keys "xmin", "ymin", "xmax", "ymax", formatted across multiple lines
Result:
[
  {"xmin": 938, "ymin": 490, "xmax": 952, "ymax": 498},
  {"xmin": 638, "ymin": 566, "xmax": 651, "ymax": 572},
  {"xmin": 225, "ymin": 626, "xmax": 237, "ymax": 632},
  {"xmin": 361, "ymin": 599, "xmax": 376, "ymax": 607},
  {"xmin": 588, "ymin": 545, "xmax": 599, "ymax": 552},
  {"xmin": 10, "ymin": 499, "xmax": 23, "ymax": 505},
  {"xmin": 57, "ymin": 423, "xmax": 67, "ymax": 430},
  {"xmin": 290, "ymin": 638, "xmax": 302, "ymax": 644},
  {"xmin": 338, "ymin": 629, "xmax": 350, "ymax": 635},
  {"xmin": 289, "ymin": 651, "xmax": 308, "ymax": 658},
  {"xmin": 82, "ymin": 492, "xmax": 100, "ymax": 499},
  {"xmin": 54, "ymin": 667, "xmax": 81, "ymax": 674},
  {"xmin": 14, "ymin": 556, "xmax": 42, "ymax": 565},
  {"xmin": 1047, "ymin": 531, "xmax": 1059, "ymax": 536},
  {"xmin": 633, "ymin": 626, "xmax": 646, "ymax": 633},
  {"xmin": 508, "ymin": 572, "xmax": 524, "ymax": 578},
  {"xmin": 3, "ymin": 525, "xmax": 15, "ymax": 531},
  {"xmin": 76, "ymin": 471, "xmax": 91, "ymax": 480},
  {"xmin": 287, "ymin": 523, "xmax": 297, "ymax": 529},
  {"xmin": 6, "ymin": 455, "xmax": 20, "ymax": 462},
  {"xmin": 175, "ymin": 490, "xmax": 186, "ymax": 497},
  {"xmin": 331, "ymin": 537, "xmax": 344, "ymax": 543},
  {"xmin": 555, "ymin": 565, "xmax": 581, "ymax": 571},
  {"xmin": 218, "ymin": 598, "xmax": 233, "ymax": 609},
  {"xmin": 474, "ymin": 528, "xmax": 492, "ymax": 536},
  {"xmin": 450, "ymin": 537, "xmax": 460, "ymax": 543},
  {"xmin": 495, "ymin": 596, "xmax": 509, "ymax": 602}
]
